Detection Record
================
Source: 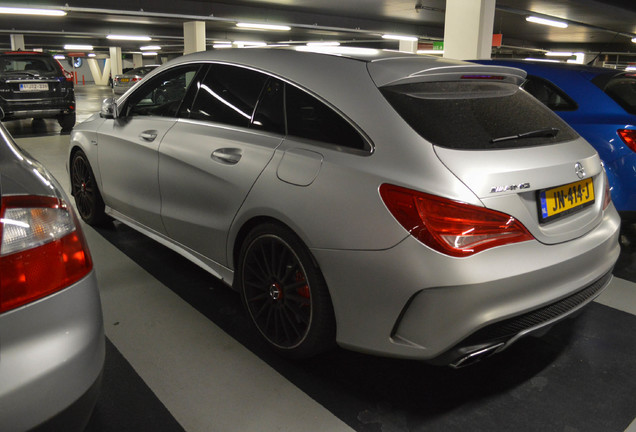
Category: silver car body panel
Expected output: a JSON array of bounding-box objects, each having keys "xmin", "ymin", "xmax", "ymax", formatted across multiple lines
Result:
[
  {"xmin": 69, "ymin": 48, "xmax": 620, "ymax": 361},
  {"xmin": 159, "ymin": 118, "xmax": 283, "ymax": 266},
  {"xmin": 0, "ymin": 127, "xmax": 104, "ymax": 430},
  {"xmin": 0, "ymin": 273, "xmax": 104, "ymax": 431},
  {"xmin": 96, "ymin": 115, "xmax": 173, "ymax": 232}
]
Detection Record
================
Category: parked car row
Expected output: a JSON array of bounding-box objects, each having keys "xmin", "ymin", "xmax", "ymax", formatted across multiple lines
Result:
[{"xmin": 1, "ymin": 47, "xmax": 630, "ymax": 431}]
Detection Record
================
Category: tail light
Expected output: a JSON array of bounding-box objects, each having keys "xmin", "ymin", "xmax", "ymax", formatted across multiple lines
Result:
[
  {"xmin": 379, "ymin": 184, "xmax": 534, "ymax": 257},
  {"xmin": 0, "ymin": 195, "xmax": 92, "ymax": 313},
  {"xmin": 618, "ymin": 129, "xmax": 636, "ymax": 152}
]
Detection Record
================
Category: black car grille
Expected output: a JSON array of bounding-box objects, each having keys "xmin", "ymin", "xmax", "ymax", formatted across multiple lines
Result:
[{"xmin": 461, "ymin": 270, "xmax": 612, "ymax": 345}]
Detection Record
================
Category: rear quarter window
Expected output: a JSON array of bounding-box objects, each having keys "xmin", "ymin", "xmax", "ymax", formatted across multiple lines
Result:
[
  {"xmin": 601, "ymin": 75, "xmax": 636, "ymax": 115},
  {"xmin": 522, "ymin": 76, "xmax": 578, "ymax": 111},
  {"xmin": 380, "ymin": 81, "xmax": 578, "ymax": 150}
]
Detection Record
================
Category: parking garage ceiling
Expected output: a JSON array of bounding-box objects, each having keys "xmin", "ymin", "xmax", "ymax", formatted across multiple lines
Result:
[{"xmin": 1, "ymin": 0, "xmax": 636, "ymax": 59}]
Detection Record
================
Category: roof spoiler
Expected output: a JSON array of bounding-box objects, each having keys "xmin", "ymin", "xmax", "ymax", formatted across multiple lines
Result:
[{"xmin": 368, "ymin": 58, "xmax": 527, "ymax": 87}]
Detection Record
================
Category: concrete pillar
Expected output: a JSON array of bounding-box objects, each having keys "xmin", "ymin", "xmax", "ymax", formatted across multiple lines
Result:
[
  {"xmin": 109, "ymin": 46, "xmax": 123, "ymax": 81},
  {"xmin": 443, "ymin": 0, "xmax": 495, "ymax": 60},
  {"xmin": 183, "ymin": 21, "xmax": 206, "ymax": 55},
  {"xmin": 133, "ymin": 53, "xmax": 143, "ymax": 68},
  {"xmin": 10, "ymin": 34, "xmax": 25, "ymax": 51},
  {"xmin": 399, "ymin": 40, "xmax": 418, "ymax": 54},
  {"xmin": 88, "ymin": 58, "xmax": 111, "ymax": 86}
]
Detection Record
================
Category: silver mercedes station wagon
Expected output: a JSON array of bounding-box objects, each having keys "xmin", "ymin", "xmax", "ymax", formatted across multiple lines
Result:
[{"xmin": 69, "ymin": 47, "xmax": 620, "ymax": 367}]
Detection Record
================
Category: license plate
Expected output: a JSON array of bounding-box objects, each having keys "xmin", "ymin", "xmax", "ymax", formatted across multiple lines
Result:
[
  {"xmin": 539, "ymin": 178, "xmax": 595, "ymax": 222},
  {"xmin": 120, "ymin": 78, "xmax": 130, "ymax": 83},
  {"xmin": 19, "ymin": 83, "xmax": 49, "ymax": 91}
]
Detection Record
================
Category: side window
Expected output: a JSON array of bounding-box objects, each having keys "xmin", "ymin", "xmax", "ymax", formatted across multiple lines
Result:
[
  {"xmin": 126, "ymin": 65, "xmax": 200, "ymax": 118},
  {"xmin": 521, "ymin": 76, "xmax": 577, "ymax": 111},
  {"xmin": 188, "ymin": 64, "xmax": 268, "ymax": 128},
  {"xmin": 285, "ymin": 84, "xmax": 367, "ymax": 150},
  {"xmin": 252, "ymin": 78, "xmax": 285, "ymax": 135},
  {"xmin": 603, "ymin": 76, "xmax": 636, "ymax": 115}
]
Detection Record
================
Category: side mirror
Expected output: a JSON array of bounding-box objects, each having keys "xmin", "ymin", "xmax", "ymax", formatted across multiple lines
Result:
[{"xmin": 100, "ymin": 97, "xmax": 118, "ymax": 119}]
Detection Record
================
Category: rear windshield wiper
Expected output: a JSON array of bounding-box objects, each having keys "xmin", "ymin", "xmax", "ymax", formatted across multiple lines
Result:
[{"xmin": 490, "ymin": 127, "xmax": 559, "ymax": 144}]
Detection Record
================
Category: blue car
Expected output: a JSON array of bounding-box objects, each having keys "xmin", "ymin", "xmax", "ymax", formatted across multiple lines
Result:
[{"xmin": 472, "ymin": 59, "xmax": 636, "ymax": 219}]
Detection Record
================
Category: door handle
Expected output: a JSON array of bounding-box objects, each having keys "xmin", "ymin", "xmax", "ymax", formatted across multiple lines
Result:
[
  {"xmin": 139, "ymin": 130, "xmax": 158, "ymax": 142},
  {"xmin": 211, "ymin": 148, "xmax": 242, "ymax": 165}
]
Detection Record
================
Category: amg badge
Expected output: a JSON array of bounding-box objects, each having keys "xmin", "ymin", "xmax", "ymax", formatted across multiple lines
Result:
[{"xmin": 490, "ymin": 182, "xmax": 531, "ymax": 193}]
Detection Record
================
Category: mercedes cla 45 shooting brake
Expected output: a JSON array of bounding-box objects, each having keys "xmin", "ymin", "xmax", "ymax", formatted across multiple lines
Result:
[
  {"xmin": 0, "ymin": 117, "xmax": 104, "ymax": 431},
  {"xmin": 69, "ymin": 48, "xmax": 620, "ymax": 367}
]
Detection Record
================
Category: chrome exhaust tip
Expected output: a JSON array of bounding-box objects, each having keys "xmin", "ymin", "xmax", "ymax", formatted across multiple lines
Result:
[{"xmin": 450, "ymin": 342, "xmax": 505, "ymax": 368}]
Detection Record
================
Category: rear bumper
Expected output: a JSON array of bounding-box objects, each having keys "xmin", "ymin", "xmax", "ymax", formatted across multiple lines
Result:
[
  {"xmin": 0, "ymin": 270, "xmax": 105, "ymax": 432},
  {"xmin": 312, "ymin": 205, "xmax": 620, "ymax": 364},
  {"xmin": 0, "ymin": 98, "xmax": 74, "ymax": 120}
]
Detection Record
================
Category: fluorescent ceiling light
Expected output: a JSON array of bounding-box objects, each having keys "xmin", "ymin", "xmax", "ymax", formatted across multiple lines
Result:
[
  {"xmin": 296, "ymin": 46, "xmax": 379, "ymax": 56},
  {"xmin": 88, "ymin": 53, "xmax": 96, "ymax": 57},
  {"xmin": 213, "ymin": 43, "xmax": 232, "ymax": 49},
  {"xmin": 107, "ymin": 35, "xmax": 152, "ymax": 41},
  {"xmin": 236, "ymin": 22, "xmax": 291, "ymax": 31},
  {"xmin": 233, "ymin": 41, "xmax": 267, "ymax": 47},
  {"xmin": 140, "ymin": 45, "xmax": 161, "ymax": 51},
  {"xmin": 307, "ymin": 41, "xmax": 341, "ymax": 47},
  {"xmin": 417, "ymin": 50, "xmax": 444, "ymax": 55},
  {"xmin": 64, "ymin": 44, "xmax": 93, "ymax": 50},
  {"xmin": 545, "ymin": 51, "xmax": 573, "ymax": 56},
  {"xmin": 54, "ymin": 55, "xmax": 65, "ymax": 60},
  {"xmin": 382, "ymin": 34, "xmax": 418, "ymax": 42},
  {"xmin": 142, "ymin": 52, "xmax": 158, "ymax": 56},
  {"xmin": 0, "ymin": 7, "xmax": 66, "ymax": 16},
  {"xmin": 526, "ymin": 16, "xmax": 568, "ymax": 28},
  {"xmin": 525, "ymin": 58, "xmax": 561, "ymax": 63}
]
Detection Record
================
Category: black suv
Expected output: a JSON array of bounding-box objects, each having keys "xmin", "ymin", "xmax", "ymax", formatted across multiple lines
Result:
[{"xmin": 0, "ymin": 51, "xmax": 76, "ymax": 131}]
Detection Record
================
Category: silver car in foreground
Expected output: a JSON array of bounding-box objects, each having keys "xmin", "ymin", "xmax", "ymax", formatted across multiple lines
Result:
[
  {"xmin": 69, "ymin": 48, "xmax": 619, "ymax": 367},
  {"xmin": 0, "ymin": 116, "xmax": 104, "ymax": 430}
]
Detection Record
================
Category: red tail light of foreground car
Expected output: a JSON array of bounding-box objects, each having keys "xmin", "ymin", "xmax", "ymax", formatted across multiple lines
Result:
[{"xmin": 0, "ymin": 195, "xmax": 93, "ymax": 313}]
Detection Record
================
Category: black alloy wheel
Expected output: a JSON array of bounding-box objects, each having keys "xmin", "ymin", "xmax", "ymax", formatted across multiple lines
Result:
[
  {"xmin": 238, "ymin": 223, "xmax": 335, "ymax": 358},
  {"xmin": 71, "ymin": 150, "xmax": 107, "ymax": 226}
]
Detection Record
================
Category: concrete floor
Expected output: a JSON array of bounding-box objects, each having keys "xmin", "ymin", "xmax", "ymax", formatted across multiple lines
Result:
[{"xmin": 5, "ymin": 85, "xmax": 636, "ymax": 432}]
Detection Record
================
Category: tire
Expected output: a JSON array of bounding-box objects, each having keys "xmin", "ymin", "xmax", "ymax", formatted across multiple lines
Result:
[
  {"xmin": 237, "ymin": 223, "xmax": 336, "ymax": 359},
  {"xmin": 70, "ymin": 150, "xmax": 108, "ymax": 226},
  {"xmin": 58, "ymin": 111, "xmax": 76, "ymax": 131}
]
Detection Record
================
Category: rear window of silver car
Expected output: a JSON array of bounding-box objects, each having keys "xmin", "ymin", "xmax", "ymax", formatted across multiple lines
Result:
[{"xmin": 380, "ymin": 80, "xmax": 578, "ymax": 150}]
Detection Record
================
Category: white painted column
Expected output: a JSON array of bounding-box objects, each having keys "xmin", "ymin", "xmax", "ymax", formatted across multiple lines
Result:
[
  {"xmin": 10, "ymin": 34, "xmax": 25, "ymax": 51},
  {"xmin": 399, "ymin": 40, "xmax": 418, "ymax": 54},
  {"xmin": 109, "ymin": 46, "xmax": 123, "ymax": 81},
  {"xmin": 443, "ymin": 0, "xmax": 495, "ymax": 60},
  {"xmin": 183, "ymin": 21, "xmax": 206, "ymax": 55},
  {"xmin": 88, "ymin": 58, "xmax": 111, "ymax": 86},
  {"xmin": 133, "ymin": 53, "xmax": 143, "ymax": 68}
]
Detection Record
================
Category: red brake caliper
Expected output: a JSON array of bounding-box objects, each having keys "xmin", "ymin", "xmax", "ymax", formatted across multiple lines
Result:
[{"xmin": 296, "ymin": 271, "xmax": 310, "ymax": 299}]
